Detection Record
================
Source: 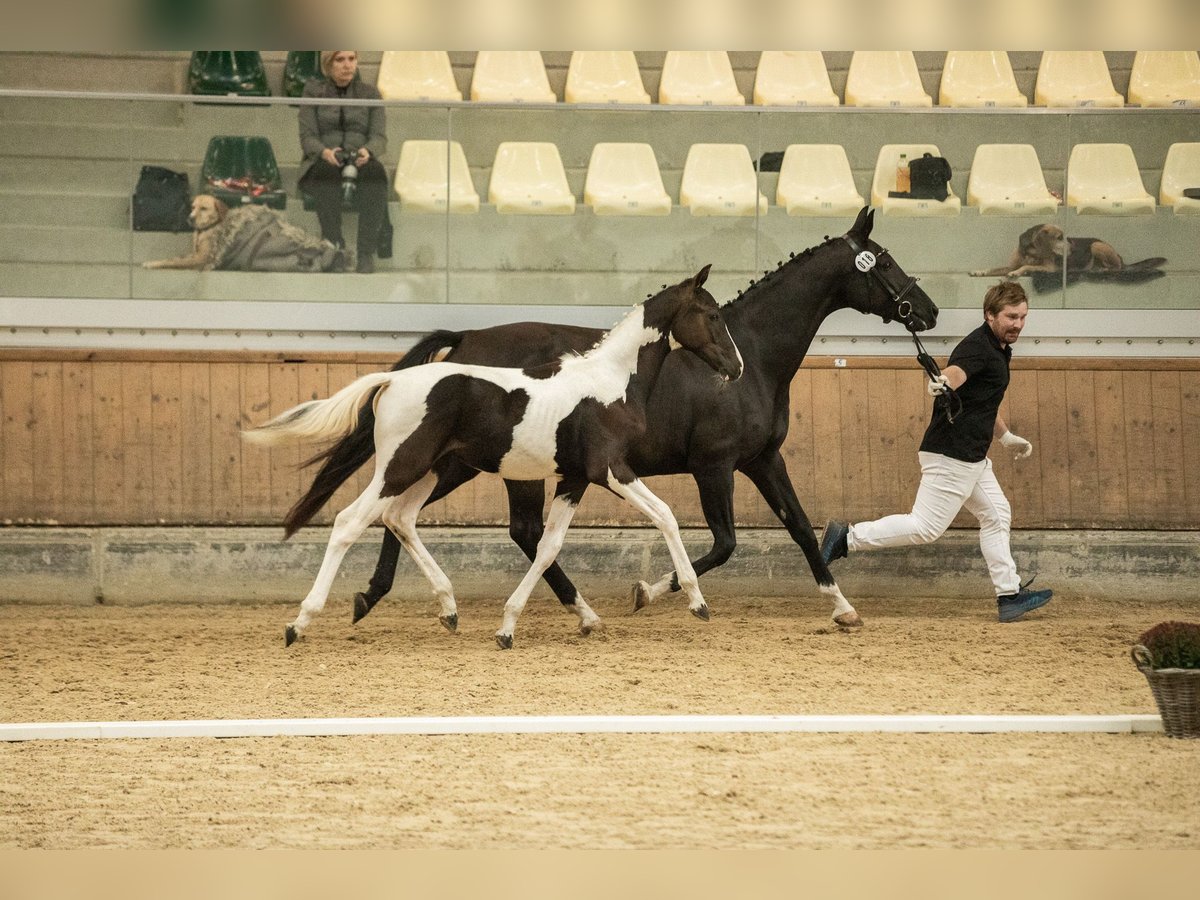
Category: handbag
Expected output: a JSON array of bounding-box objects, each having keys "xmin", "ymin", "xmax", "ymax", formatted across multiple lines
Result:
[{"xmin": 132, "ymin": 165, "xmax": 192, "ymax": 232}]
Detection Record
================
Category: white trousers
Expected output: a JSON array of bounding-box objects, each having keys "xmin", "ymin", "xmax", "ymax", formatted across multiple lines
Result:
[{"xmin": 847, "ymin": 451, "xmax": 1020, "ymax": 597}]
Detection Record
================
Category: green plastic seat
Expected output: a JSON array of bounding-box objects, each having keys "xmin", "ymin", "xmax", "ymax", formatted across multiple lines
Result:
[
  {"xmin": 283, "ymin": 51, "xmax": 322, "ymax": 98},
  {"xmin": 200, "ymin": 135, "xmax": 287, "ymax": 209},
  {"xmin": 187, "ymin": 51, "xmax": 270, "ymax": 97}
]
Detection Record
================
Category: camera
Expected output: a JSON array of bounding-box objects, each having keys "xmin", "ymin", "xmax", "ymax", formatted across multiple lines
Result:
[{"xmin": 334, "ymin": 149, "xmax": 359, "ymax": 203}]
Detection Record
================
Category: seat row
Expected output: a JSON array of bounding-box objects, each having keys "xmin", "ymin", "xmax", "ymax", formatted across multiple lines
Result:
[
  {"xmin": 378, "ymin": 50, "xmax": 1200, "ymax": 108},
  {"xmin": 392, "ymin": 140, "xmax": 1200, "ymax": 217},
  {"xmin": 187, "ymin": 51, "xmax": 1200, "ymax": 109}
]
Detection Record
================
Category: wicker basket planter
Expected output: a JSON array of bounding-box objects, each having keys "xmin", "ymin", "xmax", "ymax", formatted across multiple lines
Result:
[{"xmin": 1132, "ymin": 645, "xmax": 1200, "ymax": 739}]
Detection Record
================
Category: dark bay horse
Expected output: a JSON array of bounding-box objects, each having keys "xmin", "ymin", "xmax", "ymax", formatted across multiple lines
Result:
[
  {"xmin": 285, "ymin": 207, "xmax": 938, "ymax": 630},
  {"xmin": 246, "ymin": 266, "xmax": 742, "ymax": 648}
]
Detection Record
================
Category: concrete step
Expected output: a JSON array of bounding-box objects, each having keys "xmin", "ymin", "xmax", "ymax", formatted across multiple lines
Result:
[
  {"xmin": 0, "ymin": 95, "xmax": 183, "ymax": 127},
  {"xmin": 0, "ymin": 262, "xmax": 132, "ymax": 298},
  {"xmin": 0, "ymin": 191, "xmax": 129, "ymax": 227}
]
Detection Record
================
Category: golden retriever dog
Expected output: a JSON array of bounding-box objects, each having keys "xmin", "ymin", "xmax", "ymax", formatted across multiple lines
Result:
[
  {"xmin": 142, "ymin": 194, "xmax": 229, "ymax": 270},
  {"xmin": 972, "ymin": 223, "xmax": 1124, "ymax": 277}
]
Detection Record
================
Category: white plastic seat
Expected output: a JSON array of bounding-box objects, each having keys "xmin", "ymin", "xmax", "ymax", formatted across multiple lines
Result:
[
  {"xmin": 966, "ymin": 144, "xmax": 1057, "ymax": 216},
  {"xmin": 583, "ymin": 143, "xmax": 671, "ymax": 216},
  {"xmin": 658, "ymin": 51, "xmax": 745, "ymax": 106},
  {"xmin": 470, "ymin": 51, "xmax": 556, "ymax": 103},
  {"xmin": 1127, "ymin": 51, "xmax": 1200, "ymax": 107},
  {"xmin": 394, "ymin": 140, "xmax": 480, "ymax": 213},
  {"xmin": 938, "ymin": 51, "xmax": 1028, "ymax": 107},
  {"xmin": 775, "ymin": 144, "xmax": 863, "ymax": 216},
  {"xmin": 679, "ymin": 144, "xmax": 768, "ymax": 216},
  {"xmin": 565, "ymin": 51, "xmax": 650, "ymax": 104},
  {"xmin": 870, "ymin": 144, "xmax": 961, "ymax": 217},
  {"xmin": 488, "ymin": 142, "xmax": 575, "ymax": 214},
  {"xmin": 1034, "ymin": 51, "xmax": 1123, "ymax": 107},
  {"xmin": 376, "ymin": 51, "xmax": 462, "ymax": 101},
  {"xmin": 752, "ymin": 51, "xmax": 838, "ymax": 107},
  {"xmin": 1066, "ymin": 143, "xmax": 1155, "ymax": 215},
  {"xmin": 844, "ymin": 51, "xmax": 933, "ymax": 107},
  {"xmin": 1158, "ymin": 143, "xmax": 1200, "ymax": 214}
]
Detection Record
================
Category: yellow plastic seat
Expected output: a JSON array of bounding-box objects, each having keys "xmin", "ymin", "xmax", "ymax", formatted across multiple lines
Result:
[
  {"xmin": 1066, "ymin": 143, "xmax": 1155, "ymax": 215},
  {"xmin": 966, "ymin": 144, "xmax": 1057, "ymax": 216},
  {"xmin": 377, "ymin": 51, "xmax": 462, "ymax": 101},
  {"xmin": 1127, "ymin": 51, "xmax": 1200, "ymax": 107},
  {"xmin": 752, "ymin": 51, "xmax": 838, "ymax": 107},
  {"xmin": 584, "ymin": 143, "xmax": 671, "ymax": 216},
  {"xmin": 488, "ymin": 142, "xmax": 575, "ymax": 214},
  {"xmin": 1158, "ymin": 143, "xmax": 1200, "ymax": 214},
  {"xmin": 470, "ymin": 51, "xmax": 556, "ymax": 103},
  {"xmin": 658, "ymin": 51, "xmax": 745, "ymax": 106},
  {"xmin": 679, "ymin": 144, "xmax": 768, "ymax": 216},
  {"xmin": 565, "ymin": 51, "xmax": 650, "ymax": 104},
  {"xmin": 938, "ymin": 51, "xmax": 1028, "ymax": 107},
  {"xmin": 871, "ymin": 144, "xmax": 961, "ymax": 217},
  {"xmin": 775, "ymin": 144, "xmax": 864, "ymax": 216},
  {"xmin": 844, "ymin": 51, "xmax": 933, "ymax": 107},
  {"xmin": 1034, "ymin": 51, "xmax": 1123, "ymax": 107},
  {"xmin": 394, "ymin": 141, "xmax": 480, "ymax": 213}
]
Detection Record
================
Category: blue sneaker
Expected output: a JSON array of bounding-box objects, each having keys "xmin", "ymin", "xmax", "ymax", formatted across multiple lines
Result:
[
  {"xmin": 997, "ymin": 587, "xmax": 1053, "ymax": 623},
  {"xmin": 820, "ymin": 520, "xmax": 849, "ymax": 565}
]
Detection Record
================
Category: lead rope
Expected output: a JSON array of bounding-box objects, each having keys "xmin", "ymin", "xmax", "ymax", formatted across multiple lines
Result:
[{"xmin": 910, "ymin": 328, "xmax": 961, "ymax": 425}]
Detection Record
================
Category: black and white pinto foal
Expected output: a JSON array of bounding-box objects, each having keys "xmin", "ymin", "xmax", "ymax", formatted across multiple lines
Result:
[{"xmin": 245, "ymin": 266, "xmax": 743, "ymax": 648}]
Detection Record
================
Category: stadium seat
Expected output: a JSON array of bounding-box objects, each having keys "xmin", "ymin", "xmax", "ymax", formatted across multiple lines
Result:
[
  {"xmin": 938, "ymin": 51, "xmax": 1028, "ymax": 107},
  {"xmin": 679, "ymin": 144, "xmax": 768, "ymax": 216},
  {"xmin": 1066, "ymin": 143, "xmax": 1155, "ymax": 214},
  {"xmin": 966, "ymin": 144, "xmax": 1058, "ymax": 216},
  {"xmin": 1158, "ymin": 143, "xmax": 1200, "ymax": 214},
  {"xmin": 844, "ymin": 51, "xmax": 932, "ymax": 107},
  {"xmin": 658, "ymin": 51, "xmax": 745, "ymax": 105},
  {"xmin": 470, "ymin": 51, "xmax": 556, "ymax": 103},
  {"xmin": 775, "ymin": 144, "xmax": 863, "ymax": 216},
  {"xmin": 377, "ymin": 51, "xmax": 462, "ymax": 101},
  {"xmin": 1034, "ymin": 51, "xmax": 1123, "ymax": 107},
  {"xmin": 394, "ymin": 140, "xmax": 480, "ymax": 213},
  {"xmin": 1127, "ymin": 51, "xmax": 1200, "ymax": 107},
  {"xmin": 583, "ymin": 143, "xmax": 671, "ymax": 215},
  {"xmin": 282, "ymin": 51, "xmax": 321, "ymax": 98},
  {"xmin": 187, "ymin": 51, "xmax": 270, "ymax": 97},
  {"xmin": 565, "ymin": 51, "xmax": 651, "ymax": 104},
  {"xmin": 488, "ymin": 142, "xmax": 575, "ymax": 214},
  {"xmin": 200, "ymin": 136, "xmax": 287, "ymax": 209},
  {"xmin": 871, "ymin": 144, "xmax": 961, "ymax": 216},
  {"xmin": 752, "ymin": 51, "xmax": 839, "ymax": 106}
]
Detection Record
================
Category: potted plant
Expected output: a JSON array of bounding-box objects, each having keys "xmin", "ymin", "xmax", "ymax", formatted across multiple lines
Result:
[{"xmin": 1132, "ymin": 621, "xmax": 1200, "ymax": 739}]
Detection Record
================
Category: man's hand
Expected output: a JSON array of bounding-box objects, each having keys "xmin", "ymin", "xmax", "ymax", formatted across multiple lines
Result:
[
  {"xmin": 1000, "ymin": 430, "xmax": 1033, "ymax": 460},
  {"xmin": 926, "ymin": 374, "xmax": 950, "ymax": 397}
]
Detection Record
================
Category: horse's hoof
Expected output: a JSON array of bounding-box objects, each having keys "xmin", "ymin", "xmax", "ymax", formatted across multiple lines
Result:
[
  {"xmin": 440, "ymin": 613, "xmax": 458, "ymax": 633},
  {"xmin": 834, "ymin": 611, "xmax": 864, "ymax": 628},
  {"xmin": 691, "ymin": 603, "xmax": 710, "ymax": 622},
  {"xmin": 580, "ymin": 619, "xmax": 603, "ymax": 637},
  {"xmin": 285, "ymin": 625, "xmax": 298, "ymax": 647},
  {"xmin": 632, "ymin": 581, "xmax": 652, "ymax": 611},
  {"xmin": 495, "ymin": 633, "xmax": 514, "ymax": 650},
  {"xmin": 351, "ymin": 592, "xmax": 372, "ymax": 624}
]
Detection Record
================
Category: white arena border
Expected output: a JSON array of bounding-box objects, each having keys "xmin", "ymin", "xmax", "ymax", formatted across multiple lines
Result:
[{"xmin": 0, "ymin": 714, "xmax": 1163, "ymax": 742}]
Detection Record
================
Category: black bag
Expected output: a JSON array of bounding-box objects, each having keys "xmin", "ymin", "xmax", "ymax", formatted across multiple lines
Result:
[
  {"xmin": 907, "ymin": 153, "xmax": 952, "ymax": 202},
  {"xmin": 132, "ymin": 165, "xmax": 192, "ymax": 232}
]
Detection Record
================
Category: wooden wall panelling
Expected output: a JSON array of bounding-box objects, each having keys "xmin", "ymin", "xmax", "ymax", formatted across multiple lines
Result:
[
  {"xmin": 1182, "ymin": 373, "xmax": 1200, "ymax": 523},
  {"xmin": 61, "ymin": 361, "xmax": 96, "ymax": 523},
  {"xmin": 209, "ymin": 362, "xmax": 243, "ymax": 523},
  {"xmin": 238, "ymin": 364, "xmax": 273, "ymax": 521},
  {"xmin": 120, "ymin": 363, "xmax": 155, "ymax": 521},
  {"xmin": 150, "ymin": 362, "xmax": 184, "ymax": 523},
  {"xmin": 30, "ymin": 362, "xmax": 64, "ymax": 523},
  {"xmin": 2, "ymin": 362, "xmax": 34, "ymax": 521},
  {"xmin": 1064, "ymin": 370, "xmax": 1100, "ymax": 526},
  {"xmin": 1122, "ymin": 371, "xmax": 1158, "ymax": 525},
  {"xmin": 1151, "ymin": 371, "xmax": 1185, "ymax": 527},
  {"xmin": 1093, "ymin": 371, "xmax": 1130, "ymax": 523},
  {"xmin": 809, "ymin": 369, "xmax": 846, "ymax": 525},
  {"xmin": 179, "ymin": 362, "xmax": 213, "ymax": 522},
  {"xmin": 1002, "ymin": 368, "xmax": 1044, "ymax": 527}
]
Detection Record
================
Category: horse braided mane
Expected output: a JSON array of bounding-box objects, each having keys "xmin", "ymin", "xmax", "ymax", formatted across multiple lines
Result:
[{"xmin": 721, "ymin": 235, "xmax": 831, "ymax": 311}]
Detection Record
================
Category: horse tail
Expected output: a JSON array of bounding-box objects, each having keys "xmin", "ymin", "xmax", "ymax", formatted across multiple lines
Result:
[
  {"xmin": 281, "ymin": 330, "xmax": 469, "ymax": 537},
  {"xmin": 242, "ymin": 371, "xmax": 395, "ymax": 448}
]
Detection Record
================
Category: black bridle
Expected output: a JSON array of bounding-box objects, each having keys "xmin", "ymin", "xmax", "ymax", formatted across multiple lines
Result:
[{"xmin": 841, "ymin": 233, "xmax": 960, "ymax": 424}]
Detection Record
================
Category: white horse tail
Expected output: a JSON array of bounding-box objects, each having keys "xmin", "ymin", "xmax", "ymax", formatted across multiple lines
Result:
[{"xmin": 242, "ymin": 371, "xmax": 395, "ymax": 447}]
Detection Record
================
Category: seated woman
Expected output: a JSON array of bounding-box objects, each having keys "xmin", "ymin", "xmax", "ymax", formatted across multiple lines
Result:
[{"xmin": 298, "ymin": 50, "xmax": 389, "ymax": 273}]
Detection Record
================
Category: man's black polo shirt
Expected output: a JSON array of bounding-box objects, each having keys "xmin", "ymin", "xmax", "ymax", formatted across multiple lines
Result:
[{"xmin": 920, "ymin": 322, "xmax": 1012, "ymax": 463}]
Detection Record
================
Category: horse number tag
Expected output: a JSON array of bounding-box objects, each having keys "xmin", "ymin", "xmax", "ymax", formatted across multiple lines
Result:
[{"xmin": 854, "ymin": 250, "xmax": 876, "ymax": 272}]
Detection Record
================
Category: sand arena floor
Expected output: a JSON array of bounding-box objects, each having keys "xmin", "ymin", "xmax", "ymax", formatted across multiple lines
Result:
[{"xmin": 1, "ymin": 591, "xmax": 1198, "ymax": 848}]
